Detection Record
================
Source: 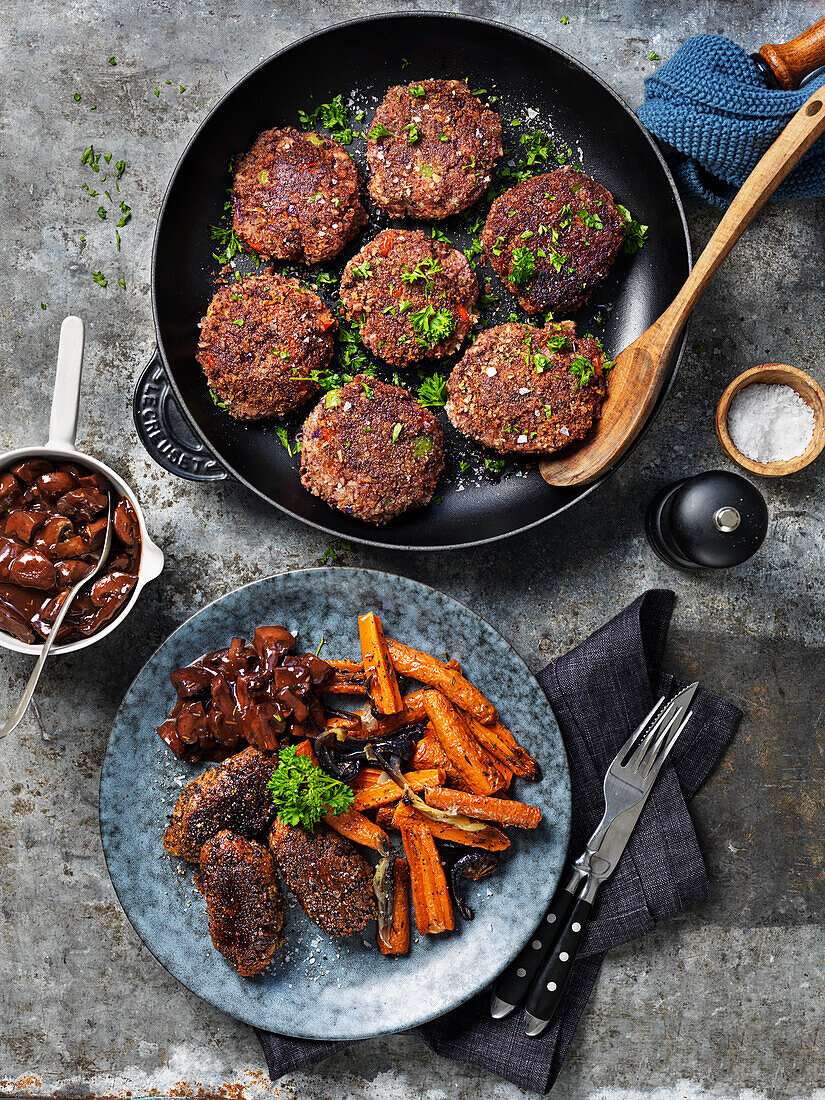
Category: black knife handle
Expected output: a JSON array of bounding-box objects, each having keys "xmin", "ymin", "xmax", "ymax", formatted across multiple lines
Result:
[
  {"xmin": 490, "ymin": 876, "xmax": 581, "ymax": 1016},
  {"xmin": 523, "ymin": 893, "xmax": 595, "ymax": 1035}
]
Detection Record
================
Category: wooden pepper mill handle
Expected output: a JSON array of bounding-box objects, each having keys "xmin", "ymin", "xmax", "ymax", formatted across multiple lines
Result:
[{"xmin": 756, "ymin": 16, "xmax": 825, "ymax": 89}]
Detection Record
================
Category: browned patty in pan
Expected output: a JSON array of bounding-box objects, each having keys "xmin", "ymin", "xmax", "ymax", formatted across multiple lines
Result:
[
  {"xmin": 339, "ymin": 229, "xmax": 478, "ymax": 367},
  {"xmin": 300, "ymin": 375, "xmax": 444, "ymax": 524},
  {"xmin": 232, "ymin": 127, "xmax": 366, "ymax": 263},
  {"xmin": 196, "ymin": 273, "xmax": 336, "ymax": 420},
  {"xmin": 482, "ymin": 166, "xmax": 626, "ymax": 315},
  {"xmin": 446, "ymin": 320, "xmax": 607, "ymax": 453},
  {"xmin": 367, "ymin": 79, "xmax": 502, "ymax": 219}
]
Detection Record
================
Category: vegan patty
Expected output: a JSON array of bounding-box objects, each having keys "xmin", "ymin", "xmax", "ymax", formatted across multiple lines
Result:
[
  {"xmin": 482, "ymin": 166, "xmax": 626, "ymax": 315},
  {"xmin": 300, "ymin": 375, "xmax": 445, "ymax": 525},
  {"xmin": 367, "ymin": 79, "xmax": 502, "ymax": 219},
  {"xmin": 197, "ymin": 273, "xmax": 336, "ymax": 420},
  {"xmin": 445, "ymin": 321, "xmax": 607, "ymax": 453},
  {"xmin": 339, "ymin": 230, "xmax": 478, "ymax": 367},
  {"xmin": 232, "ymin": 127, "xmax": 366, "ymax": 264}
]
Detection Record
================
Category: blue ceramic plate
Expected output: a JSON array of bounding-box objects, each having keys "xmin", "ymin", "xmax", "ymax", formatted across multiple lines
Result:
[{"xmin": 99, "ymin": 568, "xmax": 570, "ymax": 1039}]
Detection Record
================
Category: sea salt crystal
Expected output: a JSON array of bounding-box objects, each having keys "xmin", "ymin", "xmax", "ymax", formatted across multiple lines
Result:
[{"xmin": 727, "ymin": 382, "xmax": 815, "ymax": 462}]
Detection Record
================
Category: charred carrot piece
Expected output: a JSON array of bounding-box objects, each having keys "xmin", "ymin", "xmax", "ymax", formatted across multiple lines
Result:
[
  {"xmin": 378, "ymin": 857, "xmax": 411, "ymax": 955},
  {"xmin": 398, "ymin": 810, "xmax": 454, "ymax": 934},
  {"xmin": 391, "ymin": 801, "xmax": 510, "ymax": 852},
  {"xmin": 353, "ymin": 768, "xmax": 446, "ymax": 812},
  {"xmin": 294, "ymin": 739, "xmax": 319, "ymax": 765},
  {"xmin": 465, "ymin": 715, "xmax": 541, "ymax": 781},
  {"xmin": 423, "ymin": 690, "xmax": 502, "ymax": 795},
  {"xmin": 350, "ymin": 766, "xmax": 388, "ymax": 789},
  {"xmin": 387, "ymin": 639, "xmax": 497, "ymax": 724},
  {"xmin": 359, "ymin": 613, "xmax": 403, "ymax": 716},
  {"xmin": 425, "ymin": 787, "xmax": 542, "ymax": 829},
  {"xmin": 412, "ymin": 729, "xmax": 451, "ymax": 771},
  {"xmin": 328, "ymin": 659, "xmax": 364, "ymax": 674},
  {"xmin": 401, "ymin": 688, "xmax": 428, "ymax": 722},
  {"xmin": 324, "ymin": 806, "xmax": 390, "ymax": 855}
]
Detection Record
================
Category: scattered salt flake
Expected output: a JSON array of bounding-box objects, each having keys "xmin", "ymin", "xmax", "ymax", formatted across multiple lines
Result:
[
  {"xmin": 517, "ymin": 434, "xmax": 528, "ymax": 444},
  {"xmin": 485, "ymin": 366, "xmax": 497, "ymax": 376},
  {"xmin": 559, "ymin": 425, "xmax": 570, "ymax": 436},
  {"xmin": 518, "ymin": 387, "xmax": 530, "ymax": 395},
  {"xmin": 727, "ymin": 381, "xmax": 814, "ymax": 462}
]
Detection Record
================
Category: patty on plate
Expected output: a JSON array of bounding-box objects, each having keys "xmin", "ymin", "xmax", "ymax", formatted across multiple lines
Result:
[
  {"xmin": 196, "ymin": 273, "xmax": 336, "ymax": 419},
  {"xmin": 339, "ymin": 229, "xmax": 478, "ymax": 367},
  {"xmin": 482, "ymin": 166, "xmax": 626, "ymax": 315},
  {"xmin": 232, "ymin": 127, "xmax": 366, "ymax": 263},
  {"xmin": 445, "ymin": 320, "xmax": 607, "ymax": 453},
  {"xmin": 367, "ymin": 79, "xmax": 502, "ymax": 219},
  {"xmin": 163, "ymin": 747, "xmax": 277, "ymax": 862},
  {"xmin": 300, "ymin": 375, "xmax": 445, "ymax": 525},
  {"xmin": 268, "ymin": 819, "xmax": 376, "ymax": 937},
  {"xmin": 199, "ymin": 831, "xmax": 285, "ymax": 976}
]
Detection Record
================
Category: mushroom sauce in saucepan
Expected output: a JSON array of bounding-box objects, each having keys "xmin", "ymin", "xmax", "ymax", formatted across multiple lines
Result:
[{"xmin": 0, "ymin": 458, "xmax": 141, "ymax": 644}]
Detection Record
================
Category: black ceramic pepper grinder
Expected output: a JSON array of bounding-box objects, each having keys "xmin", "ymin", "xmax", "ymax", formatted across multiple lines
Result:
[{"xmin": 646, "ymin": 470, "xmax": 769, "ymax": 570}]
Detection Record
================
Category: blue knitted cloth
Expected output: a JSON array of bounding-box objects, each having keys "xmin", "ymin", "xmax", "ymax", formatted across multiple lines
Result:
[{"xmin": 637, "ymin": 34, "xmax": 825, "ymax": 208}]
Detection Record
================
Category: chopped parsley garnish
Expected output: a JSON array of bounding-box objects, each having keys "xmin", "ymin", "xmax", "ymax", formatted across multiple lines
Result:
[
  {"xmin": 209, "ymin": 387, "xmax": 228, "ymax": 410},
  {"xmin": 320, "ymin": 540, "xmax": 354, "ymax": 565},
  {"xmin": 411, "ymin": 85, "xmax": 425, "ymax": 97},
  {"xmin": 92, "ymin": 271, "xmax": 107, "ymax": 287},
  {"xmin": 298, "ymin": 93, "xmax": 353, "ymax": 144},
  {"xmin": 402, "ymin": 258, "xmax": 443, "ymax": 286},
  {"xmin": 409, "ymin": 304, "xmax": 455, "ymax": 349},
  {"xmin": 369, "ymin": 122, "xmax": 393, "ymax": 140},
  {"xmin": 617, "ymin": 204, "xmax": 649, "ymax": 253},
  {"xmin": 403, "ymin": 122, "xmax": 420, "ymax": 143},
  {"xmin": 648, "ymin": 51, "xmax": 660, "ymax": 61},
  {"xmin": 579, "ymin": 208, "xmax": 603, "ymax": 230},
  {"xmin": 413, "ymin": 435, "xmax": 434, "ymax": 457},
  {"xmin": 431, "ymin": 227, "xmax": 453, "ymax": 244},
  {"xmin": 509, "ymin": 247, "xmax": 536, "ymax": 284},
  {"xmin": 267, "ymin": 746, "xmax": 355, "ymax": 829},
  {"xmin": 391, "ymin": 422, "xmax": 403, "ymax": 444},
  {"xmin": 417, "ymin": 373, "xmax": 448, "ymax": 407},
  {"xmin": 520, "ymin": 130, "xmax": 552, "ymax": 166},
  {"xmin": 275, "ymin": 425, "xmax": 298, "ymax": 456},
  {"xmin": 570, "ymin": 356, "xmax": 595, "ymax": 388},
  {"xmin": 484, "ymin": 457, "xmax": 505, "ymax": 477},
  {"xmin": 560, "ymin": 15, "xmax": 570, "ymax": 24},
  {"xmin": 350, "ymin": 260, "xmax": 374, "ymax": 279}
]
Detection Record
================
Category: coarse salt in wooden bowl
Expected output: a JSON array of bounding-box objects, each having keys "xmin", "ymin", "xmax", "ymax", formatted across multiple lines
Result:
[{"xmin": 715, "ymin": 363, "xmax": 825, "ymax": 477}]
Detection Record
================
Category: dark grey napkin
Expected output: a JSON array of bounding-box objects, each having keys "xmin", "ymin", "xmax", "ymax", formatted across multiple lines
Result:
[{"xmin": 257, "ymin": 590, "xmax": 741, "ymax": 1092}]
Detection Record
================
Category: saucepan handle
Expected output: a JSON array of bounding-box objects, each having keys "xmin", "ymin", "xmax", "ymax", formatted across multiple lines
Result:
[
  {"xmin": 48, "ymin": 316, "xmax": 85, "ymax": 450},
  {"xmin": 133, "ymin": 347, "xmax": 228, "ymax": 483}
]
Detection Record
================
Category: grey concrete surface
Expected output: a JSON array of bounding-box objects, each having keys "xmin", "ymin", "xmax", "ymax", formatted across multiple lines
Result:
[{"xmin": 1, "ymin": 1, "xmax": 824, "ymax": 1098}]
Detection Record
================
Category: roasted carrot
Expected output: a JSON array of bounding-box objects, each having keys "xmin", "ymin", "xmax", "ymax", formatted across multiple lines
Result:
[
  {"xmin": 325, "ymin": 806, "xmax": 390, "ymax": 854},
  {"xmin": 328, "ymin": 658, "xmax": 364, "ymax": 674},
  {"xmin": 412, "ymin": 729, "xmax": 451, "ymax": 771},
  {"xmin": 425, "ymin": 787, "xmax": 542, "ymax": 829},
  {"xmin": 423, "ymin": 690, "xmax": 502, "ymax": 795},
  {"xmin": 391, "ymin": 801, "xmax": 510, "ymax": 851},
  {"xmin": 323, "ymin": 713, "xmax": 362, "ymax": 732},
  {"xmin": 294, "ymin": 739, "xmax": 318, "ymax": 765},
  {"xmin": 396, "ymin": 806, "xmax": 454, "ymax": 934},
  {"xmin": 401, "ymin": 688, "xmax": 428, "ymax": 722},
  {"xmin": 378, "ymin": 857, "xmax": 411, "ymax": 955},
  {"xmin": 465, "ymin": 715, "xmax": 541, "ymax": 781},
  {"xmin": 387, "ymin": 639, "xmax": 497, "ymax": 724},
  {"xmin": 353, "ymin": 768, "xmax": 446, "ymax": 811},
  {"xmin": 359, "ymin": 612, "xmax": 403, "ymax": 715},
  {"xmin": 350, "ymin": 766, "xmax": 388, "ymax": 789}
]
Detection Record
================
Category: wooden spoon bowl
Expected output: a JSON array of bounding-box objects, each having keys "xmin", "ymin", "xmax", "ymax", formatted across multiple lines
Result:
[{"xmin": 715, "ymin": 363, "xmax": 825, "ymax": 476}]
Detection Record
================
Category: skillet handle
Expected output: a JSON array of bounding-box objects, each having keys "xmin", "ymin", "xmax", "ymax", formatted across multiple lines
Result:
[{"xmin": 133, "ymin": 348, "xmax": 228, "ymax": 482}]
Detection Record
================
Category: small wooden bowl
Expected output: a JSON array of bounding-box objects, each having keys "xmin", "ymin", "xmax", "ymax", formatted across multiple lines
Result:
[{"xmin": 715, "ymin": 363, "xmax": 825, "ymax": 477}]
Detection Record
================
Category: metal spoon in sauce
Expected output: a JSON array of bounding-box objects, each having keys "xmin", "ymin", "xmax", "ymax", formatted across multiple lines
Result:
[{"xmin": 0, "ymin": 493, "xmax": 113, "ymax": 740}]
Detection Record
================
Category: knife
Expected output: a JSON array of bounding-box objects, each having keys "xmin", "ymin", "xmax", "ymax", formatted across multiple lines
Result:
[{"xmin": 490, "ymin": 682, "xmax": 699, "ymax": 1033}]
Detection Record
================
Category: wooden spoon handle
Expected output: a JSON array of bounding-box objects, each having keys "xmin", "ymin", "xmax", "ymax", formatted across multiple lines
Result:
[
  {"xmin": 645, "ymin": 81, "xmax": 825, "ymax": 365},
  {"xmin": 540, "ymin": 82, "xmax": 825, "ymax": 489},
  {"xmin": 758, "ymin": 17, "xmax": 825, "ymax": 90}
]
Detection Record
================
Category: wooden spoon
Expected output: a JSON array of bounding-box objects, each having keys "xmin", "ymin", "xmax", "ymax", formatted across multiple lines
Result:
[{"xmin": 540, "ymin": 81, "xmax": 825, "ymax": 488}]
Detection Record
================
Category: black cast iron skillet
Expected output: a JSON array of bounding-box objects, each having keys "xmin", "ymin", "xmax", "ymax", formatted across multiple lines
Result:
[{"xmin": 136, "ymin": 12, "xmax": 691, "ymax": 550}]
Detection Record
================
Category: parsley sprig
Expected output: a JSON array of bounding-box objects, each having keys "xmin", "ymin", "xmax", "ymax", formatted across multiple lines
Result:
[{"xmin": 267, "ymin": 746, "xmax": 354, "ymax": 829}]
